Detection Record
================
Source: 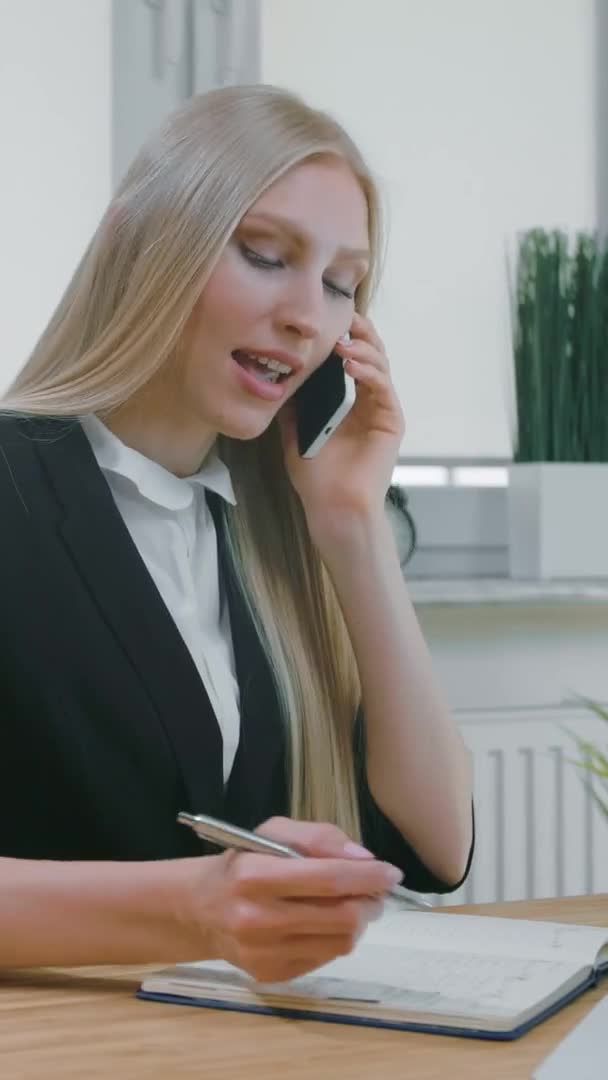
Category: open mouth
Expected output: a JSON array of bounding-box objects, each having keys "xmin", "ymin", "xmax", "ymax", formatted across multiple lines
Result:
[{"xmin": 232, "ymin": 350, "xmax": 292, "ymax": 385}]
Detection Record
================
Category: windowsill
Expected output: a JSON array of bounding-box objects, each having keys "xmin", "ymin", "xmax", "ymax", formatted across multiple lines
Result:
[{"xmin": 407, "ymin": 577, "xmax": 608, "ymax": 607}]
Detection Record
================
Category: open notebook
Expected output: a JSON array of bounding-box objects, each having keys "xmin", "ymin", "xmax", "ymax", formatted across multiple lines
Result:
[{"xmin": 138, "ymin": 906, "xmax": 608, "ymax": 1040}]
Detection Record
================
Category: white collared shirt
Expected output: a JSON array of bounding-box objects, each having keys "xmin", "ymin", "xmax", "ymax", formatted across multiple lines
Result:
[{"xmin": 81, "ymin": 414, "xmax": 241, "ymax": 782}]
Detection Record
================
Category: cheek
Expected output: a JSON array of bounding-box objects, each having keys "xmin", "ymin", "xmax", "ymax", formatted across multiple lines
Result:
[{"xmin": 194, "ymin": 260, "xmax": 270, "ymax": 333}]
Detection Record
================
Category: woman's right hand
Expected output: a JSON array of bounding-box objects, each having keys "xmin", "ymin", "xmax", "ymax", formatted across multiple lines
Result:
[{"xmin": 177, "ymin": 817, "xmax": 403, "ymax": 983}]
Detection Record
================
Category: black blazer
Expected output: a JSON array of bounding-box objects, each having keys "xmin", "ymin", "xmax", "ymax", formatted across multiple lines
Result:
[{"xmin": 0, "ymin": 415, "xmax": 471, "ymax": 892}]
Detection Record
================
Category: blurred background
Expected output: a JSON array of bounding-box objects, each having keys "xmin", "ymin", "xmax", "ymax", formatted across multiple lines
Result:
[{"xmin": 2, "ymin": 0, "xmax": 602, "ymax": 459}]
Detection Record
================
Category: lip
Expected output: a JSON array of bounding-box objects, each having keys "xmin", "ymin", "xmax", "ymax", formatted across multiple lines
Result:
[
  {"xmin": 231, "ymin": 353, "xmax": 291, "ymax": 403},
  {"xmin": 234, "ymin": 347, "xmax": 305, "ymax": 375}
]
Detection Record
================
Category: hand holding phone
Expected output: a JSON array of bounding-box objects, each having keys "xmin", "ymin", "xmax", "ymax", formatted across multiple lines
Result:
[{"xmin": 294, "ymin": 342, "xmax": 356, "ymax": 458}]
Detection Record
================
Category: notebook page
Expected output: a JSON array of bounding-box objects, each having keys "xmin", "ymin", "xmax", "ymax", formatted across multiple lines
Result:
[
  {"xmin": 169, "ymin": 946, "xmax": 587, "ymax": 1024},
  {"xmin": 364, "ymin": 908, "xmax": 608, "ymax": 968},
  {"xmin": 296, "ymin": 944, "xmax": 586, "ymax": 1021}
]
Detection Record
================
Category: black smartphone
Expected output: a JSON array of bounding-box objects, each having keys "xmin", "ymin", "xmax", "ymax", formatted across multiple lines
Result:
[{"xmin": 294, "ymin": 351, "xmax": 357, "ymax": 458}]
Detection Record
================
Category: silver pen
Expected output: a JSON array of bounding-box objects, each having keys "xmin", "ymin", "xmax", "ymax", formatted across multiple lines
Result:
[{"xmin": 177, "ymin": 811, "xmax": 434, "ymax": 911}]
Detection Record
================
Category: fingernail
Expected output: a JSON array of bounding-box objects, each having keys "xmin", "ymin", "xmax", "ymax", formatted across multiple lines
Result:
[
  {"xmin": 342, "ymin": 357, "xmax": 349, "ymax": 369},
  {"xmin": 387, "ymin": 866, "xmax": 404, "ymax": 885},
  {"xmin": 343, "ymin": 841, "xmax": 374, "ymax": 859},
  {"xmin": 338, "ymin": 331, "xmax": 351, "ymax": 344}
]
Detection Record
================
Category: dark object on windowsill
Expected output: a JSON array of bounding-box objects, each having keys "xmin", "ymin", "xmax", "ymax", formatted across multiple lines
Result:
[{"xmin": 386, "ymin": 485, "xmax": 417, "ymax": 568}]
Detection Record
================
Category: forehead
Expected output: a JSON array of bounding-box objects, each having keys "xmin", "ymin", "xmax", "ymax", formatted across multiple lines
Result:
[{"xmin": 244, "ymin": 157, "xmax": 369, "ymax": 249}]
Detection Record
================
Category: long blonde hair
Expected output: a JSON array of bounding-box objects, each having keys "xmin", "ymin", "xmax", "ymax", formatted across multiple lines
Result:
[{"xmin": 3, "ymin": 85, "xmax": 385, "ymax": 837}]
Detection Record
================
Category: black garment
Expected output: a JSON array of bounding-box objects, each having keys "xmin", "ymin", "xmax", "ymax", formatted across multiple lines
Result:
[{"xmin": 0, "ymin": 416, "xmax": 472, "ymax": 891}]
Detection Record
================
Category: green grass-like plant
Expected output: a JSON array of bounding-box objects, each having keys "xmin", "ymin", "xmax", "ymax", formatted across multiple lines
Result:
[
  {"xmin": 565, "ymin": 697, "xmax": 608, "ymax": 822},
  {"xmin": 513, "ymin": 229, "xmax": 608, "ymax": 462}
]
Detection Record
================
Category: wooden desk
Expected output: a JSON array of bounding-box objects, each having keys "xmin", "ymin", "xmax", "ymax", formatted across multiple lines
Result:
[{"xmin": 0, "ymin": 895, "xmax": 606, "ymax": 1079}]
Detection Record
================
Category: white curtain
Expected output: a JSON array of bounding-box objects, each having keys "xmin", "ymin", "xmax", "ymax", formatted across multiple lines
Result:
[
  {"xmin": 213, "ymin": 0, "xmax": 261, "ymax": 86},
  {"xmin": 193, "ymin": 0, "xmax": 261, "ymax": 91},
  {"xmin": 113, "ymin": 1, "xmax": 261, "ymax": 185}
]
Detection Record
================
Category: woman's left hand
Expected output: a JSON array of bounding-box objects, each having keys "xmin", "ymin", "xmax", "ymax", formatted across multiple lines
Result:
[{"xmin": 279, "ymin": 313, "xmax": 405, "ymax": 540}]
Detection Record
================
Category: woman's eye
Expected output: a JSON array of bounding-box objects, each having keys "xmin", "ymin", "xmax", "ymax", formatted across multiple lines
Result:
[
  {"xmin": 240, "ymin": 243, "xmax": 282, "ymax": 269},
  {"xmin": 240, "ymin": 242, "xmax": 354, "ymax": 300},
  {"xmin": 324, "ymin": 279, "xmax": 355, "ymax": 300}
]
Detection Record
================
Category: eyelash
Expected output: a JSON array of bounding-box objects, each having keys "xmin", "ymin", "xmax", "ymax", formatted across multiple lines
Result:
[{"xmin": 240, "ymin": 244, "xmax": 355, "ymax": 300}]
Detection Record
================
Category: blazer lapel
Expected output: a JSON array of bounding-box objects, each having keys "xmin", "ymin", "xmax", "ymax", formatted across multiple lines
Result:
[{"xmin": 32, "ymin": 419, "xmax": 225, "ymax": 819}]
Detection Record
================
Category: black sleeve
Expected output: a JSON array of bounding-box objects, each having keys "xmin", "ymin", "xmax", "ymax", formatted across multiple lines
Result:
[{"xmin": 354, "ymin": 710, "xmax": 475, "ymax": 894}]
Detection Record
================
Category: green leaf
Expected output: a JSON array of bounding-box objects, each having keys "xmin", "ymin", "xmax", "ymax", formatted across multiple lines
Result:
[{"xmin": 562, "ymin": 700, "xmax": 608, "ymax": 821}]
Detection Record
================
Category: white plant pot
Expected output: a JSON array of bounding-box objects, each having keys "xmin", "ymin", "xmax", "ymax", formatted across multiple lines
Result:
[{"xmin": 508, "ymin": 463, "xmax": 608, "ymax": 579}]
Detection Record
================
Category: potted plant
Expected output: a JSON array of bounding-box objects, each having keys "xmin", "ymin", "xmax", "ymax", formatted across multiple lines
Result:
[
  {"xmin": 566, "ymin": 697, "xmax": 608, "ymax": 822},
  {"xmin": 509, "ymin": 229, "xmax": 608, "ymax": 578}
]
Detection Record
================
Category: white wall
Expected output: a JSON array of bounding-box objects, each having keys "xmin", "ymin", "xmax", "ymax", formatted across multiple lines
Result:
[
  {"xmin": 261, "ymin": 0, "xmax": 597, "ymax": 459},
  {"xmin": 0, "ymin": 0, "xmax": 112, "ymax": 391}
]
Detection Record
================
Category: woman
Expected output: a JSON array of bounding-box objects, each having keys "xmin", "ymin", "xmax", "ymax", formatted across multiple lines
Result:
[{"xmin": 0, "ymin": 85, "xmax": 473, "ymax": 980}]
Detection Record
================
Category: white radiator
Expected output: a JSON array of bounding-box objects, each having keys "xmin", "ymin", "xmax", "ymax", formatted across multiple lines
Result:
[{"xmin": 432, "ymin": 706, "xmax": 608, "ymax": 906}]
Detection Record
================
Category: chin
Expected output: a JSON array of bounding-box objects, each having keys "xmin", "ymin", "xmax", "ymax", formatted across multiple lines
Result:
[{"xmin": 216, "ymin": 411, "xmax": 277, "ymax": 444}]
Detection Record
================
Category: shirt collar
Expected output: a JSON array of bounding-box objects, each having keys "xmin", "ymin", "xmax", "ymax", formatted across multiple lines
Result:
[{"xmin": 80, "ymin": 414, "xmax": 236, "ymax": 511}]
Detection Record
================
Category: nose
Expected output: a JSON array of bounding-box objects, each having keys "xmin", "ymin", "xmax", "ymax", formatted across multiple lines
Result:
[{"xmin": 273, "ymin": 276, "xmax": 325, "ymax": 342}]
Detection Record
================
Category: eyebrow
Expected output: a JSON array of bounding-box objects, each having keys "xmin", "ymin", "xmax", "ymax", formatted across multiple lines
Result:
[{"xmin": 241, "ymin": 210, "xmax": 370, "ymax": 262}]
